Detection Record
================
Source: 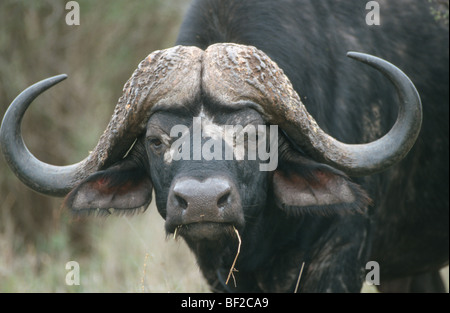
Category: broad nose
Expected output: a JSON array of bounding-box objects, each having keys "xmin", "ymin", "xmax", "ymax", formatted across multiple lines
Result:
[
  {"xmin": 173, "ymin": 178, "xmax": 231, "ymax": 211},
  {"xmin": 167, "ymin": 176, "xmax": 241, "ymax": 225}
]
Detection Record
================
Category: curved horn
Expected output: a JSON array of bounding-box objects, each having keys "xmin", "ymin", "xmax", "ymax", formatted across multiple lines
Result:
[
  {"xmin": 0, "ymin": 46, "xmax": 203, "ymax": 197},
  {"xmin": 0, "ymin": 75, "xmax": 88, "ymax": 196},
  {"xmin": 203, "ymin": 44, "xmax": 422, "ymax": 176}
]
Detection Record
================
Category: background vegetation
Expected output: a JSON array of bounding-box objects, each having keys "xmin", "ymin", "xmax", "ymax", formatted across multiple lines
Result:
[{"xmin": 0, "ymin": 0, "xmax": 447, "ymax": 292}]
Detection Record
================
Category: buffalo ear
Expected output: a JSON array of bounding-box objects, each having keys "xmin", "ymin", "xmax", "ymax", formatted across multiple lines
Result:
[
  {"xmin": 64, "ymin": 162, "xmax": 153, "ymax": 216},
  {"xmin": 273, "ymin": 155, "xmax": 370, "ymax": 216}
]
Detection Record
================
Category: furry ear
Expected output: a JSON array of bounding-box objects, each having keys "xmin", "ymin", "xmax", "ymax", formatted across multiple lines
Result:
[
  {"xmin": 64, "ymin": 161, "xmax": 153, "ymax": 216},
  {"xmin": 273, "ymin": 152, "xmax": 370, "ymax": 216}
]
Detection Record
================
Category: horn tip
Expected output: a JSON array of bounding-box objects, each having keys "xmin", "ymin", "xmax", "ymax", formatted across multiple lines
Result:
[
  {"xmin": 346, "ymin": 51, "xmax": 368, "ymax": 61},
  {"xmin": 53, "ymin": 74, "xmax": 68, "ymax": 82}
]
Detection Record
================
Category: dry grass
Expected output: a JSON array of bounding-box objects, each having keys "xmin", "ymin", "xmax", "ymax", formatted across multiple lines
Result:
[
  {"xmin": 225, "ymin": 227, "xmax": 241, "ymax": 287},
  {"xmin": 82, "ymin": 205, "xmax": 209, "ymax": 293},
  {"xmin": 0, "ymin": 202, "xmax": 209, "ymax": 292},
  {"xmin": 294, "ymin": 262, "xmax": 306, "ymax": 293}
]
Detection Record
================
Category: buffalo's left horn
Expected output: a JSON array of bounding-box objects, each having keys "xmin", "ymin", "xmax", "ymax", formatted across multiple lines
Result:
[
  {"xmin": 0, "ymin": 46, "xmax": 203, "ymax": 196},
  {"xmin": 203, "ymin": 44, "xmax": 422, "ymax": 176}
]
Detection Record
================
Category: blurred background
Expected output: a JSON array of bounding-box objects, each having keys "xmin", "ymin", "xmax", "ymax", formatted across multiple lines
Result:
[{"xmin": 0, "ymin": 0, "xmax": 448, "ymax": 292}]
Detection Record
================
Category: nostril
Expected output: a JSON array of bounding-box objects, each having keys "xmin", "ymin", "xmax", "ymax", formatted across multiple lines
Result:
[
  {"xmin": 217, "ymin": 191, "xmax": 231, "ymax": 209},
  {"xmin": 175, "ymin": 195, "xmax": 188, "ymax": 210}
]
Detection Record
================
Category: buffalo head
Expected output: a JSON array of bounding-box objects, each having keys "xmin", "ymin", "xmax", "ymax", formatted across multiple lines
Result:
[{"xmin": 0, "ymin": 43, "xmax": 421, "ymax": 250}]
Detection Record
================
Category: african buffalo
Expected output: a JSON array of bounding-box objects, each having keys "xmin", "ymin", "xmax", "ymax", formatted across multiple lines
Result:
[{"xmin": 1, "ymin": 0, "xmax": 448, "ymax": 292}]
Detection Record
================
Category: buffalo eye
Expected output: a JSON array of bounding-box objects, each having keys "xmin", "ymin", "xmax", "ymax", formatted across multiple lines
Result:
[{"xmin": 148, "ymin": 138, "xmax": 164, "ymax": 150}]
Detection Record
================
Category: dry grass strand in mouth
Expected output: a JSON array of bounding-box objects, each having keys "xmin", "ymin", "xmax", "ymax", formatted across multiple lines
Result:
[
  {"xmin": 226, "ymin": 226, "xmax": 242, "ymax": 287},
  {"xmin": 173, "ymin": 225, "xmax": 181, "ymax": 240}
]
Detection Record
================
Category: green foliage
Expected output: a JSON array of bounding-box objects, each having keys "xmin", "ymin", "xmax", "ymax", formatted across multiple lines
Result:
[{"xmin": 428, "ymin": 0, "xmax": 449, "ymax": 25}]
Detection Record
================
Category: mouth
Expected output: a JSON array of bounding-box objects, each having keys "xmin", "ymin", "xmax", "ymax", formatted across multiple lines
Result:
[{"xmin": 170, "ymin": 222, "xmax": 237, "ymax": 241}]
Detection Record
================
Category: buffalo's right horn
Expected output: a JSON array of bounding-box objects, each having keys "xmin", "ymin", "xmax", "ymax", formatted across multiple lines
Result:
[{"xmin": 0, "ymin": 75, "xmax": 90, "ymax": 196}]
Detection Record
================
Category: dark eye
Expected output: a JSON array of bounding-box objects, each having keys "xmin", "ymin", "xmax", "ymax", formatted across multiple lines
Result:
[{"xmin": 148, "ymin": 138, "xmax": 163, "ymax": 149}]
